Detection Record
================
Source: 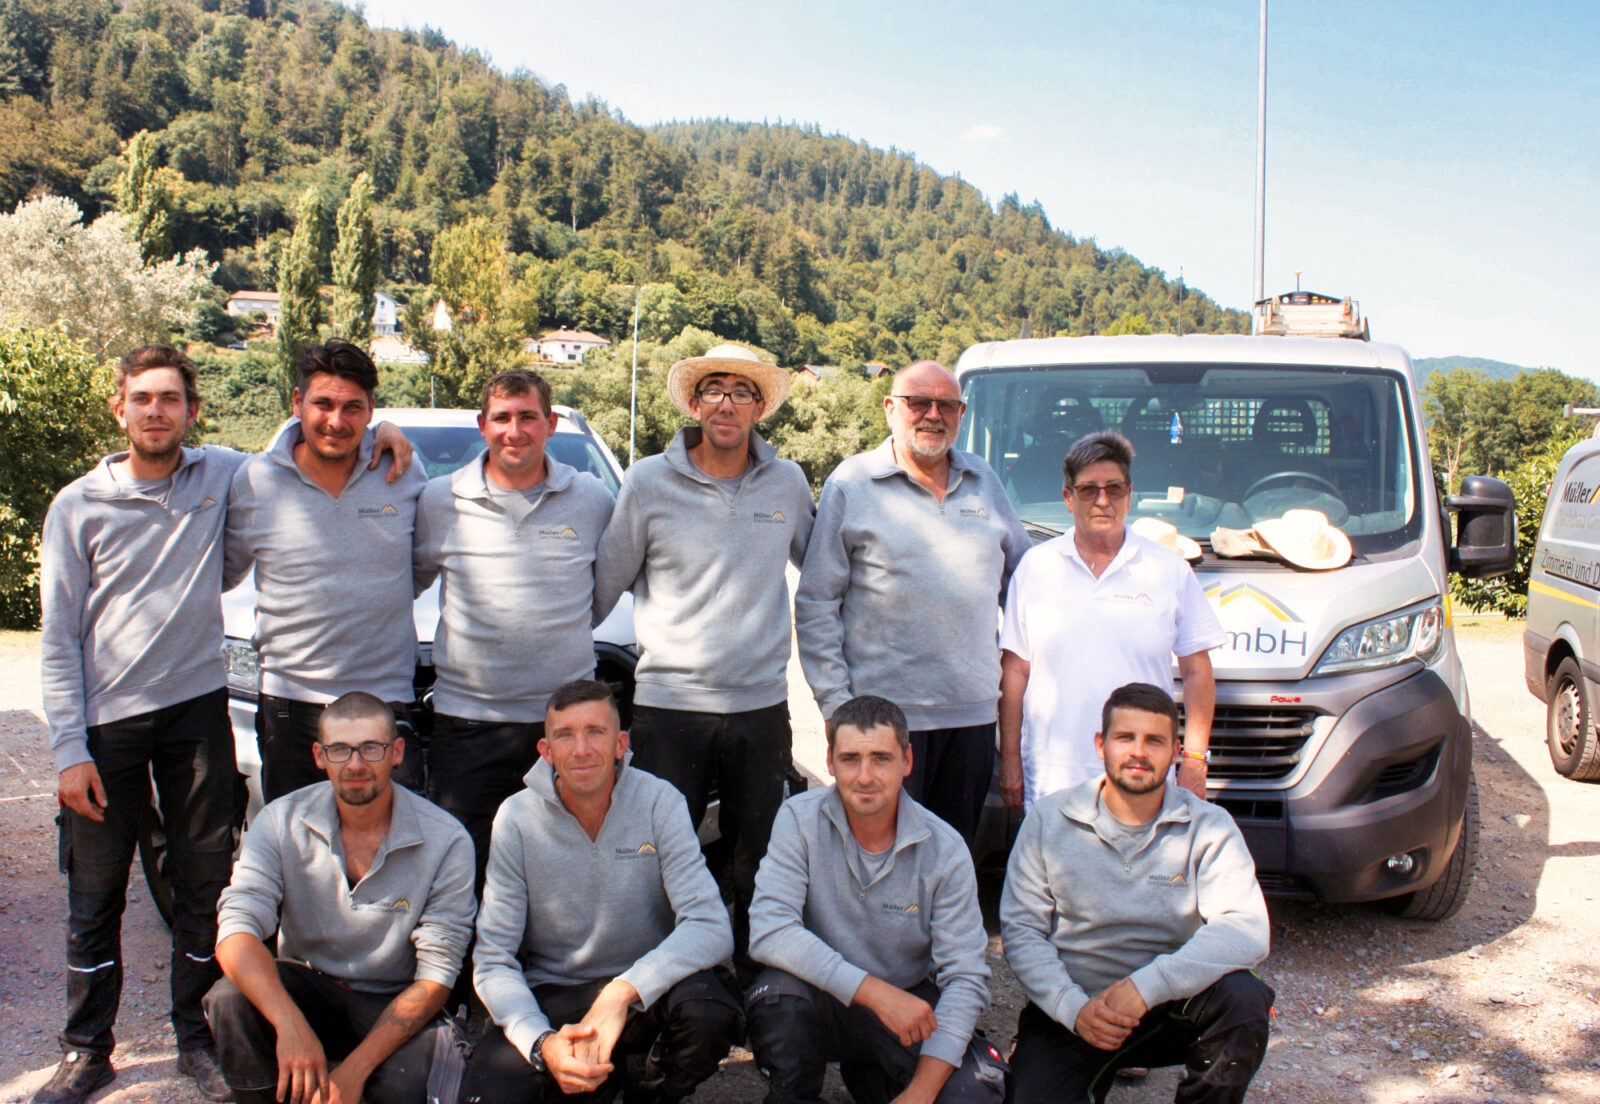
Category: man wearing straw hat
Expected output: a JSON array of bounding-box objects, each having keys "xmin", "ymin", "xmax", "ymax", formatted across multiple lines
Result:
[
  {"xmin": 596, "ymin": 342, "xmax": 815, "ymax": 977},
  {"xmin": 794, "ymin": 360, "xmax": 1029, "ymax": 844}
]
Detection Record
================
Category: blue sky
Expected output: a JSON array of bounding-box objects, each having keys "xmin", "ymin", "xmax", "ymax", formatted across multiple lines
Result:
[{"xmin": 364, "ymin": 0, "xmax": 1599, "ymax": 378}]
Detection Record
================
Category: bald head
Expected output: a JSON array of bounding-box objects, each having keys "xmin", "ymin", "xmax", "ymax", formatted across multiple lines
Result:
[{"xmin": 885, "ymin": 360, "xmax": 964, "ymax": 463}]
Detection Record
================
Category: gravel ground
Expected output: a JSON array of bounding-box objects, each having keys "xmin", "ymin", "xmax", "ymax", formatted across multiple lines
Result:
[{"xmin": 3, "ymin": 617, "xmax": 1598, "ymax": 1103}]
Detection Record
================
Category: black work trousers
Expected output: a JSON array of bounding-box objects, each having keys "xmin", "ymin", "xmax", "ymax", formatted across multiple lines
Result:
[
  {"xmin": 425, "ymin": 713, "xmax": 544, "ymax": 893},
  {"xmin": 461, "ymin": 969, "xmax": 744, "ymax": 1103},
  {"xmin": 1005, "ymin": 970, "xmax": 1275, "ymax": 1104},
  {"xmin": 904, "ymin": 724, "xmax": 997, "ymax": 845},
  {"xmin": 256, "ymin": 693, "xmax": 419, "ymax": 805},
  {"xmin": 627, "ymin": 702, "xmax": 791, "ymax": 971},
  {"xmin": 202, "ymin": 962, "xmax": 449, "ymax": 1104},
  {"xmin": 57, "ymin": 687, "xmax": 235, "ymax": 1058},
  {"xmin": 745, "ymin": 969, "xmax": 1006, "ymax": 1104}
]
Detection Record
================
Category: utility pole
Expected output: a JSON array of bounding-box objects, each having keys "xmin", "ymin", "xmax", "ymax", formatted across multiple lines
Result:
[
  {"xmin": 1252, "ymin": 0, "xmax": 1268, "ymax": 328},
  {"xmin": 629, "ymin": 285, "xmax": 644, "ymax": 467}
]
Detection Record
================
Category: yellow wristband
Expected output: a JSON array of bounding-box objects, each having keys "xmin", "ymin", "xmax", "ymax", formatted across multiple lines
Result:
[{"xmin": 1182, "ymin": 749, "xmax": 1210, "ymax": 764}]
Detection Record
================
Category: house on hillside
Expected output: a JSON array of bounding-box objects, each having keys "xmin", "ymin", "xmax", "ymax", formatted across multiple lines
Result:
[
  {"xmin": 532, "ymin": 329, "xmax": 610, "ymax": 364},
  {"xmin": 373, "ymin": 291, "xmax": 399, "ymax": 336},
  {"xmin": 864, "ymin": 361, "xmax": 894, "ymax": 379},
  {"xmin": 225, "ymin": 290, "xmax": 281, "ymax": 328},
  {"xmin": 796, "ymin": 364, "xmax": 841, "ymax": 382},
  {"xmin": 370, "ymin": 334, "xmax": 428, "ymax": 365}
]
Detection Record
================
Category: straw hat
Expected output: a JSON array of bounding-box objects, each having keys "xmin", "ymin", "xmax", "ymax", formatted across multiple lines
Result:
[
  {"xmin": 666, "ymin": 343, "xmax": 791, "ymax": 421},
  {"xmin": 1210, "ymin": 526, "xmax": 1272, "ymax": 560},
  {"xmin": 1252, "ymin": 509, "xmax": 1353, "ymax": 571},
  {"xmin": 1131, "ymin": 516, "xmax": 1202, "ymax": 563}
]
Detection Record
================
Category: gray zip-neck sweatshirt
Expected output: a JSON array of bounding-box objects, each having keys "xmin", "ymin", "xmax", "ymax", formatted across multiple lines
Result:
[
  {"xmin": 795, "ymin": 439, "xmax": 1030, "ymax": 729},
  {"xmin": 594, "ymin": 428, "xmax": 815, "ymax": 712},
  {"xmin": 748, "ymin": 786, "xmax": 990, "ymax": 1069},
  {"xmin": 473, "ymin": 753, "xmax": 733, "ymax": 1060},
  {"xmin": 413, "ymin": 453, "xmax": 615, "ymax": 722},
  {"xmin": 1000, "ymin": 777, "xmax": 1269, "ymax": 1033},
  {"xmin": 216, "ymin": 781, "xmax": 477, "ymax": 994},
  {"xmin": 224, "ymin": 425, "xmax": 427, "ymax": 704},
  {"xmin": 40, "ymin": 446, "xmax": 250, "ymax": 772}
]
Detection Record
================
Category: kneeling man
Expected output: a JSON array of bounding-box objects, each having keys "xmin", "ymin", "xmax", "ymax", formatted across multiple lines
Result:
[
  {"xmin": 1001, "ymin": 682, "xmax": 1273, "ymax": 1104},
  {"xmin": 205, "ymin": 691, "xmax": 477, "ymax": 1104},
  {"xmin": 467, "ymin": 679, "xmax": 741, "ymax": 1103},
  {"xmin": 747, "ymin": 695, "xmax": 1003, "ymax": 1104}
]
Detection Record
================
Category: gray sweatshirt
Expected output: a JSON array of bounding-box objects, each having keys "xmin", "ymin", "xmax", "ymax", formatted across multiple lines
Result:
[
  {"xmin": 40, "ymin": 446, "xmax": 250, "ymax": 772},
  {"xmin": 1000, "ymin": 777, "xmax": 1269, "ymax": 1033},
  {"xmin": 594, "ymin": 428, "xmax": 814, "ymax": 712},
  {"xmin": 413, "ymin": 453, "xmax": 615, "ymax": 722},
  {"xmin": 748, "ymin": 786, "xmax": 990, "ymax": 1069},
  {"xmin": 224, "ymin": 425, "xmax": 427, "ymax": 704},
  {"xmin": 473, "ymin": 754, "xmax": 733, "ymax": 1059},
  {"xmin": 795, "ymin": 440, "xmax": 1030, "ymax": 729},
  {"xmin": 216, "ymin": 781, "xmax": 476, "ymax": 994}
]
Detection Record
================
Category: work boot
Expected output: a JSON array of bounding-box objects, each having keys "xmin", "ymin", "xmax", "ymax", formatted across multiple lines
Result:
[
  {"xmin": 32, "ymin": 1050, "xmax": 114, "ymax": 1104},
  {"xmin": 178, "ymin": 1045, "xmax": 234, "ymax": 1102}
]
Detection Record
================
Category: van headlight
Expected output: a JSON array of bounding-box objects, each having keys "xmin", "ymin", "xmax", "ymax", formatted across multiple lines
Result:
[
  {"xmin": 1312, "ymin": 600, "xmax": 1445, "ymax": 676},
  {"xmin": 224, "ymin": 638, "xmax": 260, "ymax": 698}
]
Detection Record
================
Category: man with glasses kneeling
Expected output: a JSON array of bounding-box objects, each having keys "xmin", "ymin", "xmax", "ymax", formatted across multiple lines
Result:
[{"xmin": 203, "ymin": 692, "xmax": 476, "ymax": 1104}]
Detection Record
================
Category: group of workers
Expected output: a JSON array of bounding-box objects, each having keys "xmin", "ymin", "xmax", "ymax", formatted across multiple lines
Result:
[{"xmin": 35, "ymin": 337, "xmax": 1273, "ymax": 1104}]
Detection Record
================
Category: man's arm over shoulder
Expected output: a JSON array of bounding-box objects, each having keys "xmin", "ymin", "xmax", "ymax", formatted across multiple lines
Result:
[
  {"xmin": 616, "ymin": 783, "xmax": 733, "ymax": 1009},
  {"xmin": 473, "ymin": 803, "xmax": 551, "ymax": 1059},
  {"xmin": 748, "ymin": 800, "xmax": 868, "ymax": 1006},
  {"xmin": 411, "ymin": 811, "xmax": 477, "ymax": 990},
  {"xmin": 593, "ymin": 469, "xmax": 648, "ymax": 624},
  {"xmin": 1127, "ymin": 805, "xmax": 1269, "ymax": 1009},
  {"xmin": 1000, "ymin": 802, "xmax": 1093, "ymax": 1032},
  {"xmin": 39, "ymin": 491, "xmax": 94, "ymax": 773},
  {"xmin": 922, "ymin": 835, "xmax": 991, "ymax": 1069},
  {"xmin": 793, "ymin": 477, "xmax": 853, "ymax": 718}
]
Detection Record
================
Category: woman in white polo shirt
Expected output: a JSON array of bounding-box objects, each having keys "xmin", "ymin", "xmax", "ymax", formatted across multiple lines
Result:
[{"xmin": 997, "ymin": 431, "xmax": 1225, "ymax": 809}]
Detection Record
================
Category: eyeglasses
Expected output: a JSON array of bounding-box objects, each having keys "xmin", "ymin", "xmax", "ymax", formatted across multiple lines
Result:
[
  {"xmin": 696, "ymin": 388, "xmax": 761, "ymax": 406},
  {"xmin": 1071, "ymin": 481, "xmax": 1131, "ymax": 502},
  {"xmin": 891, "ymin": 395, "xmax": 965, "ymax": 419},
  {"xmin": 318, "ymin": 741, "xmax": 393, "ymax": 763}
]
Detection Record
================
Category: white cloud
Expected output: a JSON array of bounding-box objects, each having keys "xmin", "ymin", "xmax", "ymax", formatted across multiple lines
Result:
[{"xmin": 961, "ymin": 123, "xmax": 1004, "ymax": 142}]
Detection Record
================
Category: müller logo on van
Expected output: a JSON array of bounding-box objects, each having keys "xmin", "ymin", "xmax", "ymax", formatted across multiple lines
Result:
[{"xmin": 1561, "ymin": 479, "xmax": 1600, "ymax": 505}]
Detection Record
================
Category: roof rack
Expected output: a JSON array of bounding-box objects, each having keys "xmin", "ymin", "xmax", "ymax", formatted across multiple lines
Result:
[{"xmin": 1253, "ymin": 290, "xmax": 1370, "ymax": 340}]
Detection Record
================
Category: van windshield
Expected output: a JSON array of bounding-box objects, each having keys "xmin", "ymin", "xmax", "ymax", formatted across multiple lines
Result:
[{"xmin": 957, "ymin": 363, "xmax": 1421, "ymax": 556}]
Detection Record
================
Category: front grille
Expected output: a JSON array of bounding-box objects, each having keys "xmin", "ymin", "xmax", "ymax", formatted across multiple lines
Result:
[
  {"xmin": 1256, "ymin": 871, "xmax": 1317, "ymax": 899},
  {"xmin": 1360, "ymin": 744, "xmax": 1441, "ymax": 803},
  {"xmin": 1213, "ymin": 796, "xmax": 1284, "ymax": 821},
  {"xmin": 1180, "ymin": 705, "xmax": 1318, "ymax": 780}
]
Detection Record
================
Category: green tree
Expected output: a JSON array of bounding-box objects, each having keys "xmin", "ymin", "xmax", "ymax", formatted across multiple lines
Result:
[
  {"xmin": 0, "ymin": 325, "xmax": 120, "ymax": 627},
  {"xmin": 411, "ymin": 216, "xmax": 522, "ymax": 405},
  {"xmin": 331, "ymin": 171, "xmax": 379, "ymax": 344},
  {"xmin": 115, "ymin": 130, "xmax": 171, "ymax": 263},
  {"xmin": 1423, "ymin": 365, "xmax": 1484, "ymax": 493},
  {"xmin": 276, "ymin": 186, "xmax": 327, "ymax": 408}
]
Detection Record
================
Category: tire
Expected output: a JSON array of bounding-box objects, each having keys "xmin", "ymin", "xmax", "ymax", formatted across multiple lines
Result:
[
  {"xmin": 1546, "ymin": 656, "xmax": 1600, "ymax": 780},
  {"xmin": 137, "ymin": 779, "xmax": 176, "ymax": 929},
  {"xmin": 1385, "ymin": 769, "xmax": 1478, "ymax": 921}
]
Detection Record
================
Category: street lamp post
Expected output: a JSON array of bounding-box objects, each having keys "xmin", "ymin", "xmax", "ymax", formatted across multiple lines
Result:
[{"xmin": 629, "ymin": 285, "xmax": 644, "ymax": 467}]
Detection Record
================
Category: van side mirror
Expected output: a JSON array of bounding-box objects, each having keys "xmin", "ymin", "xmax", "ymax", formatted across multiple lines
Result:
[{"xmin": 1446, "ymin": 475, "xmax": 1516, "ymax": 579}]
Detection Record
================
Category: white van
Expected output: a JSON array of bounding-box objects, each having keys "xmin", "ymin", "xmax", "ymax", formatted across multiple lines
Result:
[
  {"xmin": 956, "ymin": 327, "xmax": 1515, "ymax": 919},
  {"xmin": 1523, "ymin": 433, "xmax": 1600, "ymax": 779}
]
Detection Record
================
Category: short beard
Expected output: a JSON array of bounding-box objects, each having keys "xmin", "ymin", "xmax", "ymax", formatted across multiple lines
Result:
[
  {"xmin": 896, "ymin": 427, "xmax": 952, "ymax": 462},
  {"xmin": 1107, "ymin": 765, "xmax": 1165, "ymax": 796},
  {"xmin": 335, "ymin": 779, "xmax": 382, "ymax": 806},
  {"xmin": 128, "ymin": 437, "xmax": 182, "ymax": 466}
]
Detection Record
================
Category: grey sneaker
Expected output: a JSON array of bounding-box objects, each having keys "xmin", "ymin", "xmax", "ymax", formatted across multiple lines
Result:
[
  {"xmin": 177, "ymin": 1046, "xmax": 234, "ymax": 1102},
  {"xmin": 32, "ymin": 1051, "xmax": 114, "ymax": 1104}
]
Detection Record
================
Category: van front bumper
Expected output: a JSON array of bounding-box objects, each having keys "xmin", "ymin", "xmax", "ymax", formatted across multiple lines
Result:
[{"xmin": 1218, "ymin": 666, "xmax": 1471, "ymax": 905}]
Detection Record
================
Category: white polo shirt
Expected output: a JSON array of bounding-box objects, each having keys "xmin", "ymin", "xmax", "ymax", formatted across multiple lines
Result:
[{"xmin": 1000, "ymin": 528, "xmax": 1224, "ymax": 807}]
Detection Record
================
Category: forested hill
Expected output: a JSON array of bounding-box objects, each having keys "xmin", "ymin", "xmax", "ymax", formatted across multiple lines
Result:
[
  {"xmin": 1413, "ymin": 356, "xmax": 1532, "ymax": 387},
  {"xmin": 0, "ymin": 0, "xmax": 1247, "ymax": 368}
]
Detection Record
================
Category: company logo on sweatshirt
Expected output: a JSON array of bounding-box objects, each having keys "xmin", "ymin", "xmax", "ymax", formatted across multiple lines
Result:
[
  {"xmin": 538, "ymin": 526, "xmax": 581, "ymax": 541},
  {"xmin": 363, "ymin": 897, "xmax": 411, "ymax": 913},
  {"xmin": 959, "ymin": 506, "xmax": 989, "ymax": 519},
  {"xmin": 1147, "ymin": 873, "xmax": 1187, "ymax": 888},
  {"xmin": 880, "ymin": 902, "xmax": 919, "ymax": 916},
  {"xmin": 614, "ymin": 841, "xmax": 659, "ymax": 860},
  {"xmin": 753, "ymin": 510, "xmax": 787, "ymax": 524},
  {"xmin": 359, "ymin": 504, "xmax": 402, "ymax": 520}
]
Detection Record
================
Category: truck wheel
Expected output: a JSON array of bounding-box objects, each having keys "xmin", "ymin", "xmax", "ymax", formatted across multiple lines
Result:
[
  {"xmin": 1385, "ymin": 769, "xmax": 1478, "ymax": 921},
  {"xmin": 1546, "ymin": 657, "xmax": 1600, "ymax": 780},
  {"xmin": 137, "ymin": 782, "xmax": 176, "ymax": 930}
]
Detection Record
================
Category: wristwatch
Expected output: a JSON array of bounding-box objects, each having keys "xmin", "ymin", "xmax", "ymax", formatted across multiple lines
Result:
[{"xmin": 529, "ymin": 1030, "xmax": 557, "ymax": 1074}]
